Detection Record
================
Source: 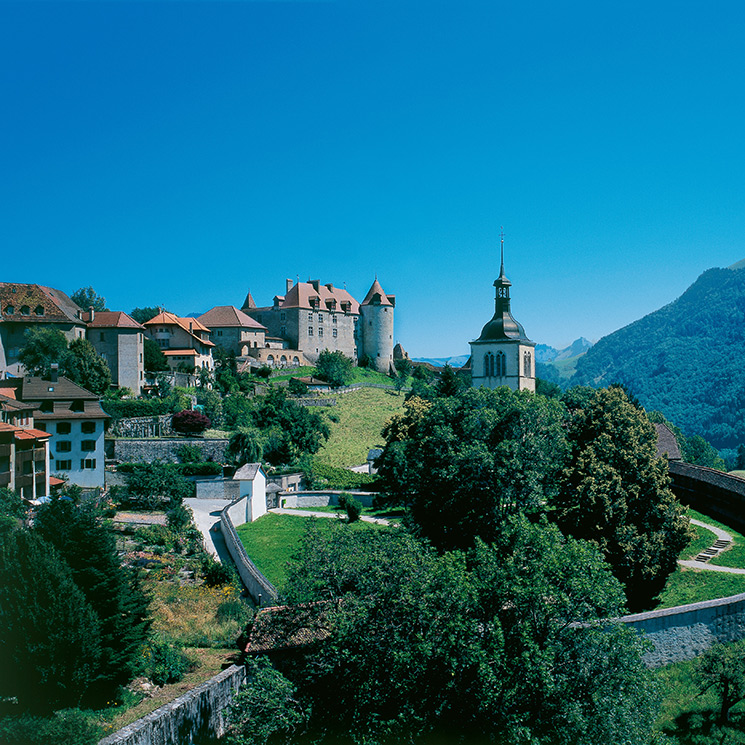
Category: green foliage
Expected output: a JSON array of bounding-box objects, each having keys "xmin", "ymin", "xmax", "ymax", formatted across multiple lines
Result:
[
  {"xmin": 227, "ymin": 428, "xmax": 263, "ymax": 466},
  {"xmin": 141, "ymin": 636, "xmax": 194, "ymax": 687},
  {"xmin": 226, "ymin": 657, "xmax": 306, "ymax": 745},
  {"xmin": 130, "ymin": 306, "xmax": 163, "ymax": 324},
  {"xmin": 0, "ymin": 487, "xmax": 24, "ymax": 518},
  {"xmin": 264, "ymin": 518, "xmax": 658, "ymax": 745},
  {"xmin": 0, "ymin": 527, "xmax": 102, "ymax": 713},
  {"xmin": 144, "ymin": 337, "xmax": 169, "ymax": 372},
  {"xmin": 171, "ymin": 409, "xmax": 211, "ymax": 435},
  {"xmin": 377, "ymin": 387, "xmax": 567, "ymax": 550},
  {"xmin": 71, "ymin": 286, "xmax": 107, "ymax": 312},
  {"xmin": 696, "ymin": 643, "xmax": 745, "ymax": 723},
  {"xmin": 196, "ymin": 389, "xmax": 224, "ymax": 428},
  {"xmin": 18, "ymin": 327, "xmax": 68, "ymax": 378},
  {"xmin": 118, "ymin": 462, "xmax": 193, "ymax": 508},
  {"xmin": 166, "ymin": 503, "xmax": 193, "ymax": 532},
  {"xmin": 256, "ymin": 365, "xmax": 272, "ymax": 379},
  {"xmin": 101, "ymin": 396, "xmax": 170, "ymax": 420},
  {"xmin": 0, "ymin": 710, "xmax": 102, "ymax": 745},
  {"xmin": 314, "ymin": 350, "xmax": 353, "ymax": 388},
  {"xmin": 572, "ymin": 265, "xmax": 745, "ymax": 449},
  {"xmin": 302, "ymin": 459, "xmax": 376, "ymax": 490},
  {"xmin": 647, "ymin": 410, "xmax": 726, "ymax": 470},
  {"xmin": 553, "ymin": 386, "xmax": 693, "ymax": 611},
  {"xmin": 201, "ymin": 554, "xmax": 234, "ymax": 587},
  {"xmin": 34, "ymin": 499, "xmax": 151, "ymax": 706},
  {"xmin": 223, "ymin": 393, "xmax": 254, "ymax": 429},
  {"xmin": 435, "ymin": 363, "xmax": 464, "ymax": 397},
  {"xmin": 337, "ymin": 492, "xmax": 362, "ymax": 522},
  {"xmin": 64, "ymin": 337, "xmax": 112, "ymax": 394},
  {"xmin": 175, "ymin": 443, "xmax": 203, "ymax": 463},
  {"xmin": 288, "ymin": 377, "xmax": 308, "ymax": 395}
]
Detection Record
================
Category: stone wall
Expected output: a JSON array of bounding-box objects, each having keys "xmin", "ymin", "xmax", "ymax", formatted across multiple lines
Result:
[
  {"xmin": 110, "ymin": 415, "xmax": 174, "ymax": 439},
  {"xmin": 621, "ymin": 592, "xmax": 745, "ymax": 667},
  {"xmin": 98, "ymin": 664, "xmax": 245, "ymax": 745},
  {"xmin": 194, "ymin": 477, "xmax": 240, "ymax": 501},
  {"xmin": 112, "ymin": 438, "xmax": 229, "ymax": 464},
  {"xmin": 221, "ymin": 498, "xmax": 279, "ymax": 607},
  {"xmin": 279, "ymin": 490, "xmax": 375, "ymax": 509}
]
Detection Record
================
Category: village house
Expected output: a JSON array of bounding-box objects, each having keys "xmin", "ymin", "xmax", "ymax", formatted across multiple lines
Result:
[
  {"xmin": 143, "ymin": 311, "xmax": 215, "ymax": 373},
  {"xmin": 197, "ymin": 305, "xmax": 267, "ymax": 357}
]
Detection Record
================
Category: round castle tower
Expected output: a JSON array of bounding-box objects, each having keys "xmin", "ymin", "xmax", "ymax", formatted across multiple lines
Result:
[{"xmin": 359, "ymin": 278, "xmax": 395, "ymax": 374}]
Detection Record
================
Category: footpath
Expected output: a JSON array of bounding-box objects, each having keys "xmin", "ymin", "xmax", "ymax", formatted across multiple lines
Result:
[{"xmin": 678, "ymin": 518, "xmax": 745, "ymax": 574}]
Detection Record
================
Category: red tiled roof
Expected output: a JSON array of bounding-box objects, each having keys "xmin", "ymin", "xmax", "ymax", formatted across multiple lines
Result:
[
  {"xmin": 144, "ymin": 312, "xmax": 214, "ymax": 346},
  {"xmin": 0, "ymin": 283, "xmax": 85, "ymax": 325},
  {"xmin": 361, "ymin": 278, "xmax": 394, "ymax": 307},
  {"xmin": 162, "ymin": 349, "xmax": 198, "ymax": 357},
  {"xmin": 0, "ymin": 422, "xmax": 50, "ymax": 440},
  {"xmin": 280, "ymin": 281, "xmax": 360, "ymax": 314},
  {"xmin": 197, "ymin": 306, "xmax": 266, "ymax": 330},
  {"xmin": 84, "ymin": 311, "xmax": 144, "ymax": 329}
]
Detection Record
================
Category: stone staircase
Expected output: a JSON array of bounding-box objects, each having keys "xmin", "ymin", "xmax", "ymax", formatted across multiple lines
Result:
[{"xmin": 695, "ymin": 538, "xmax": 731, "ymax": 563}]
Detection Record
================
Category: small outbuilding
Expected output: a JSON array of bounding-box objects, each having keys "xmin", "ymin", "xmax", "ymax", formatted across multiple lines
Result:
[{"xmin": 233, "ymin": 462, "xmax": 268, "ymax": 522}]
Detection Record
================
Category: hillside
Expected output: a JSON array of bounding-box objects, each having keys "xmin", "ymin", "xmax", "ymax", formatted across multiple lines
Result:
[{"xmin": 572, "ymin": 264, "xmax": 745, "ymax": 449}]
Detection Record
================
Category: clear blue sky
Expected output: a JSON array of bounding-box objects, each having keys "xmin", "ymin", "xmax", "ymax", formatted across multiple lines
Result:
[{"xmin": 2, "ymin": 0, "xmax": 745, "ymax": 357}]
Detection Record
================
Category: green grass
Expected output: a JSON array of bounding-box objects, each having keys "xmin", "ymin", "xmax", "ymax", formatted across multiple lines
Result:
[
  {"xmin": 315, "ymin": 387, "xmax": 405, "ymax": 467},
  {"xmin": 236, "ymin": 512, "xmax": 385, "ymax": 589},
  {"xmin": 687, "ymin": 508, "xmax": 745, "ymax": 569}
]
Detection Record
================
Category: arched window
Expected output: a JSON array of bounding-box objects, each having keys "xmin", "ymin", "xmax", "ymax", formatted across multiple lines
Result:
[
  {"xmin": 484, "ymin": 352, "xmax": 494, "ymax": 377},
  {"xmin": 267, "ymin": 354, "xmax": 275, "ymax": 366},
  {"xmin": 34, "ymin": 305, "xmax": 44, "ymax": 316},
  {"xmin": 523, "ymin": 351, "xmax": 532, "ymax": 377},
  {"xmin": 496, "ymin": 351, "xmax": 506, "ymax": 377}
]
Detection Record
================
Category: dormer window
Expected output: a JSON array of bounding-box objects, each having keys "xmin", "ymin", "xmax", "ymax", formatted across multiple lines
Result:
[
  {"xmin": 20, "ymin": 305, "xmax": 30, "ymax": 315},
  {"xmin": 34, "ymin": 305, "xmax": 44, "ymax": 316},
  {"xmin": 4, "ymin": 306, "xmax": 13, "ymax": 314}
]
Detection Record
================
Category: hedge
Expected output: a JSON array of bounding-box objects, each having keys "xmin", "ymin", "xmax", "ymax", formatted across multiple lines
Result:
[
  {"xmin": 102, "ymin": 399, "xmax": 170, "ymax": 420},
  {"xmin": 117, "ymin": 462, "xmax": 223, "ymax": 476}
]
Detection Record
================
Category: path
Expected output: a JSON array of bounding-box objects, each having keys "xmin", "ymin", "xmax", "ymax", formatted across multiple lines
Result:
[
  {"xmin": 269, "ymin": 507, "xmax": 390, "ymax": 525},
  {"xmin": 678, "ymin": 518, "xmax": 745, "ymax": 574},
  {"xmin": 184, "ymin": 498, "xmax": 234, "ymax": 564}
]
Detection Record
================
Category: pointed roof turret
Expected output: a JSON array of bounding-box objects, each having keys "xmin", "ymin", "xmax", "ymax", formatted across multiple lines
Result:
[
  {"xmin": 361, "ymin": 277, "xmax": 394, "ymax": 307},
  {"xmin": 472, "ymin": 232, "xmax": 531, "ymax": 343},
  {"xmin": 242, "ymin": 291, "xmax": 257, "ymax": 311}
]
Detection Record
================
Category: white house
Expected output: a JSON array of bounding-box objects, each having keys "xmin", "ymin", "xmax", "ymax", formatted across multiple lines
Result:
[{"xmin": 233, "ymin": 463, "xmax": 267, "ymax": 522}]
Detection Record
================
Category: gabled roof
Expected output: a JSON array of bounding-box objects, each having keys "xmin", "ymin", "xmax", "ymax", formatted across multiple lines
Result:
[
  {"xmin": 654, "ymin": 423, "xmax": 682, "ymax": 461},
  {"xmin": 143, "ymin": 311, "xmax": 215, "ymax": 347},
  {"xmin": 361, "ymin": 278, "xmax": 394, "ymax": 307},
  {"xmin": 0, "ymin": 283, "xmax": 86, "ymax": 326},
  {"xmin": 0, "ymin": 375, "xmax": 100, "ymax": 401},
  {"xmin": 198, "ymin": 306, "xmax": 266, "ymax": 330},
  {"xmin": 84, "ymin": 311, "xmax": 144, "ymax": 329},
  {"xmin": 280, "ymin": 281, "xmax": 360, "ymax": 314},
  {"xmin": 234, "ymin": 463, "xmax": 263, "ymax": 481}
]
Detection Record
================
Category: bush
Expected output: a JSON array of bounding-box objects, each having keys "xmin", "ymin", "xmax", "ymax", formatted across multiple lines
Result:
[
  {"xmin": 142, "ymin": 636, "xmax": 194, "ymax": 687},
  {"xmin": 338, "ymin": 492, "xmax": 362, "ymax": 523},
  {"xmin": 175, "ymin": 443, "xmax": 204, "ymax": 463},
  {"xmin": 201, "ymin": 555, "xmax": 234, "ymax": 587},
  {"xmin": 256, "ymin": 366, "xmax": 272, "ymax": 379},
  {"xmin": 176, "ymin": 462, "xmax": 223, "ymax": 476},
  {"xmin": 101, "ymin": 398, "xmax": 169, "ymax": 420},
  {"xmin": 166, "ymin": 504, "xmax": 192, "ymax": 532},
  {"xmin": 288, "ymin": 377, "xmax": 309, "ymax": 395},
  {"xmin": 304, "ymin": 461, "xmax": 377, "ymax": 490},
  {"xmin": 171, "ymin": 410, "xmax": 211, "ymax": 436},
  {"xmin": 0, "ymin": 710, "xmax": 101, "ymax": 745}
]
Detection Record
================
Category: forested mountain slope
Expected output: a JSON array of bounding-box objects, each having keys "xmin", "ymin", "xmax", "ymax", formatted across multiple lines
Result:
[{"xmin": 571, "ymin": 264, "xmax": 745, "ymax": 449}]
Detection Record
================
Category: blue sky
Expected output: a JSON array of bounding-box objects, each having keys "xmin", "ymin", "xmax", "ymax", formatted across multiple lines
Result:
[{"xmin": 2, "ymin": 0, "xmax": 745, "ymax": 357}]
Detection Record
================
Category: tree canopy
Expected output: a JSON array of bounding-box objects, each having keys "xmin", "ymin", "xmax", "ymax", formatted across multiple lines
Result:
[
  {"xmin": 314, "ymin": 350, "xmax": 353, "ymax": 388},
  {"xmin": 70, "ymin": 286, "xmax": 107, "ymax": 312}
]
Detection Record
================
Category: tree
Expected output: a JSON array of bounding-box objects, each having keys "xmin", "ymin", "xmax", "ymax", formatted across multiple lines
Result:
[
  {"xmin": 248, "ymin": 518, "xmax": 659, "ymax": 745},
  {"xmin": 552, "ymin": 386, "xmax": 693, "ymax": 611},
  {"xmin": 0, "ymin": 526, "xmax": 102, "ymax": 713},
  {"xmin": 435, "ymin": 363, "xmax": 464, "ymax": 397},
  {"xmin": 376, "ymin": 387, "xmax": 568, "ymax": 550},
  {"xmin": 130, "ymin": 306, "xmax": 162, "ymax": 324},
  {"xmin": 18, "ymin": 327, "xmax": 68, "ymax": 378},
  {"xmin": 34, "ymin": 499, "xmax": 150, "ymax": 706},
  {"xmin": 696, "ymin": 643, "xmax": 745, "ymax": 723},
  {"xmin": 64, "ymin": 338, "xmax": 111, "ymax": 394},
  {"xmin": 171, "ymin": 409, "xmax": 211, "ymax": 435},
  {"xmin": 314, "ymin": 350, "xmax": 353, "ymax": 388},
  {"xmin": 144, "ymin": 337, "xmax": 169, "ymax": 372},
  {"xmin": 227, "ymin": 428, "xmax": 263, "ymax": 466},
  {"xmin": 119, "ymin": 462, "xmax": 193, "ymax": 509},
  {"xmin": 70, "ymin": 286, "xmax": 107, "ymax": 312}
]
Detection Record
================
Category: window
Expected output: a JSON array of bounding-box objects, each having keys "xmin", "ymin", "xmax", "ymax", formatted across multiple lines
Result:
[
  {"xmin": 318, "ymin": 328, "xmax": 324, "ymax": 338},
  {"xmin": 71, "ymin": 400, "xmax": 84, "ymax": 412},
  {"xmin": 100, "ymin": 332, "xmax": 105, "ymax": 341},
  {"xmin": 4, "ymin": 306, "xmax": 13, "ymax": 314},
  {"xmin": 523, "ymin": 351, "xmax": 532, "ymax": 377},
  {"xmin": 332, "ymin": 329, "xmax": 337, "ymax": 338},
  {"xmin": 318, "ymin": 314, "xmax": 323, "ymax": 323},
  {"xmin": 308, "ymin": 327, "xmax": 314, "ymax": 336},
  {"xmin": 308, "ymin": 312, "xmax": 313, "ymax": 321},
  {"xmin": 280, "ymin": 312, "xmax": 286, "ymax": 321},
  {"xmin": 217, "ymin": 330, "xmax": 223, "ymax": 336},
  {"xmin": 57, "ymin": 441, "xmax": 72, "ymax": 452},
  {"xmin": 80, "ymin": 458, "xmax": 96, "ymax": 470},
  {"xmin": 332, "ymin": 315, "xmax": 337, "ymax": 324},
  {"xmin": 280, "ymin": 326, "xmax": 286, "ymax": 336},
  {"xmin": 497, "ymin": 352, "xmax": 506, "ymax": 377},
  {"xmin": 0, "ymin": 456, "xmax": 10, "ymax": 472},
  {"xmin": 40, "ymin": 401, "xmax": 53, "ymax": 413},
  {"xmin": 81, "ymin": 440, "xmax": 96, "ymax": 452},
  {"xmin": 56, "ymin": 460, "xmax": 72, "ymax": 471},
  {"xmin": 20, "ymin": 305, "xmax": 30, "ymax": 315},
  {"xmin": 35, "ymin": 423, "xmax": 47, "ymax": 432},
  {"xmin": 34, "ymin": 305, "xmax": 44, "ymax": 316},
  {"xmin": 81, "ymin": 422, "xmax": 96, "ymax": 434}
]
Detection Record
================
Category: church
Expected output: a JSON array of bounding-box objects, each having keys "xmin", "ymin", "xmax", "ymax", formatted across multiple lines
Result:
[{"xmin": 469, "ymin": 236, "xmax": 535, "ymax": 392}]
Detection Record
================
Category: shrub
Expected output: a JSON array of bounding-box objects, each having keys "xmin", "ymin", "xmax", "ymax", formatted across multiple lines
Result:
[
  {"xmin": 175, "ymin": 443, "xmax": 204, "ymax": 463},
  {"xmin": 288, "ymin": 377, "xmax": 309, "ymax": 395},
  {"xmin": 101, "ymin": 398, "xmax": 169, "ymax": 420},
  {"xmin": 338, "ymin": 492, "xmax": 362, "ymax": 523},
  {"xmin": 0, "ymin": 710, "xmax": 101, "ymax": 745},
  {"xmin": 171, "ymin": 410, "xmax": 211, "ymax": 436},
  {"xmin": 256, "ymin": 366, "xmax": 272, "ymax": 379},
  {"xmin": 142, "ymin": 636, "xmax": 194, "ymax": 687},
  {"xmin": 304, "ymin": 461, "xmax": 377, "ymax": 490},
  {"xmin": 166, "ymin": 504, "xmax": 192, "ymax": 532},
  {"xmin": 201, "ymin": 555, "xmax": 234, "ymax": 587}
]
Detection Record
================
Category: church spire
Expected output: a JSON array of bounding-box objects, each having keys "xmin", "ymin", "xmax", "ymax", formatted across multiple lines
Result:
[{"xmin": 494, "ymin": 228, "xmax": 512, "ymax": 310}]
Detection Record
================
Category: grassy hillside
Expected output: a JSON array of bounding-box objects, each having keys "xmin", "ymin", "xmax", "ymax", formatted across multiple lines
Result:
[{"xmin": 315, "ymin": 386, "xmax": 404, "ymax": 467}]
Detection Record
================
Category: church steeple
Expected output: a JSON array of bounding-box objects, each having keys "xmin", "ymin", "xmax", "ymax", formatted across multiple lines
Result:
[{"xmin": 494, "ymin": 228, "xmax": 512, "ymax": 311}]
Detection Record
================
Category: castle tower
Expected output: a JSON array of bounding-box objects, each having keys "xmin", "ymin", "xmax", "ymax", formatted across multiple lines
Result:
[
  {"xmin": 469, "ymin": 235, "xmax": 535, "ymax": 392},
  {"xmin": 359, "ymin": 278, "xmax": 395, "ymax": 374}
]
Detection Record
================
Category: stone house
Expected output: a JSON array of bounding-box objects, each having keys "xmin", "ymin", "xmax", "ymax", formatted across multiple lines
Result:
[
  {"xmin": 197, "ymin": 305, "xmax": 267, "ymax": 357},
  {"xmin": 83, "ymin": 309, "xmax": 145, "ymax": 394},
  {"xmin": 143, "ymin": 311, "xmax": 215, "ymax": 373}
]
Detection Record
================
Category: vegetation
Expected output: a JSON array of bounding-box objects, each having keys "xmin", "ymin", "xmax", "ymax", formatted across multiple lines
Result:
[
  {"xmin": 171, "ymin": 409, "xmax": 211, "ymax": 435},
  {"xmin": 572, "ymin": 264, "xmax": 745, "ymax": 449},
  {"xmin": 130, "ymin": 306, "xmax": 163, "ymax": 325},
  {"xmin": 143, "ymin": 337, "xmax": 169, "ymax": 372},
  {"xmin": 113, "ymin": 461, "xmax": 193, "ymax": 509},
  {"xmin": 71, "ymin": 286, "xmax": 107, "ymax": 312},
  {"xmin": 227, "ymin": 518, "xmax": 657, "ymax": 745},
  {"xmin": 314, "ymin": 350, "xmax": 353, "ymax": 387}
]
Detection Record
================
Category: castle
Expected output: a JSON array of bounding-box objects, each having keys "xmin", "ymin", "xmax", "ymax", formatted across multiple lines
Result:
[
  {"xmin": 242, "ymin": 277, "xmax": 396, "ymax": 374},
  {"xmin": 469, "ymin": 237, "xmax": 535, "ymax": 392}
]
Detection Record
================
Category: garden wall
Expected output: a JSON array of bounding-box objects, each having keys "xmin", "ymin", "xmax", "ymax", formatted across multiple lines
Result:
[
  {"xmin": 112, "ymin": 438, "xmax": 229, "ymax": 465},
  {"xmin": 220, "ymin": 498, "xmax": 279, "ymax": 607},
  {"xmin": 622, "ymin": 592, "xmax": 745, "ymax": 667},
  {"xmin": 98, "ymin": 664, "xmax": 245, "ymax": 745},
  {"xmin": 280, "ymin": 490, "xmax": 376, "ymax": 509},
  {"xmin": 194, "ymin": 477, "xmax": 240, "ymax": 501}
]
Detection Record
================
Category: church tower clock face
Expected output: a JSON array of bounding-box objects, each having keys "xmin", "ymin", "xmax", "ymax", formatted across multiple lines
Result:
[{"xmin": 468, "ymin": 231, "xmax": 536, "ymax": 393}]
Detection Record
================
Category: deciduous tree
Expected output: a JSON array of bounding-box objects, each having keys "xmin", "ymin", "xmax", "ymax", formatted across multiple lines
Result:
[
  {"xmin": 71, "ymin": 286, "xmax": 107, "ymax": 312},
  {"xmin": 18, "ymin": 327, "xmax": 68, "ymax": 378},
  {"xmin": 64, "ymin": 338, "xmax": 112, "ymax": 394},
  {"xmin": 314, "ymin": 350, "xmax": 353, "ymax": 388}
]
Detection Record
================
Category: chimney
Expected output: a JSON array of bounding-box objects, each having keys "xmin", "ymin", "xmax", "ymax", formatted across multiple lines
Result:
[
  {"xmin": 50, "ymin": 363, "xmax": 58, "ymax": 383},
  {"xmin": 89, "ymin": 305, "xmax": 95, "ymax": 322},
  {"xmin": 286, "ymin": 278, "xmax": 293, "ymax": 294}
]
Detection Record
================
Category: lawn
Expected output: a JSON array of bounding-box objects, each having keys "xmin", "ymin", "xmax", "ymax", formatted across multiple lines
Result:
[
  {"xmin": 315, "ymin": 386, "xmax": 405, "ymax": 467},
  {"xmin": 236, "ymin": 512, "xmax": 387, "ymax": 589}
]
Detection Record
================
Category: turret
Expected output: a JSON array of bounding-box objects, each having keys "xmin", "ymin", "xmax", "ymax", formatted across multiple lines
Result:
[{"xmin": 359, "ymin": 277, "xmax": 395, "ymax": 374}]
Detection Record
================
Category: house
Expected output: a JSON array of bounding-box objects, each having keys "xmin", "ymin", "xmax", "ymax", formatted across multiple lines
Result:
[
  {"xmin": 0, "ymin": 283, "xmax": 87, "ymax": 378},
  {"xmin": 83, "ymin": 309, "xmax": 145, "ymax": 394},
  {"xmin": 0, "ymin": 370, "xmax": 108, "ymax": 489},
  {"xmin": 196, "ymin": 305, "xmax": 267, "ymax": 357},
  {"xmin": 243, "ymin": 277, "xmax": 395, "ymax": 373},
  {"xmin": 233, "ymin": 462, "xmax": 267, "ymax": 522},
  {"xmin": 143, "ymin": 311, "xmax": 214, "ymax": 373}
]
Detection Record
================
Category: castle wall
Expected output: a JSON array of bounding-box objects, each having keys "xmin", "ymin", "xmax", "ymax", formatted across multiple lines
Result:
[{"xmin": 360, "ymin": 304, "xmax": 393, "ymax": 373}]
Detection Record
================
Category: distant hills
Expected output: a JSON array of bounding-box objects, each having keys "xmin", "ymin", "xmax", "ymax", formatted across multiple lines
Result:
[
  {"xmin": 412, "ymin": 355, "xmax": 470, "ymax": 368},
  {"xmin": 572, "ymin": 261, "xmax": 745, "ymax": 450}
]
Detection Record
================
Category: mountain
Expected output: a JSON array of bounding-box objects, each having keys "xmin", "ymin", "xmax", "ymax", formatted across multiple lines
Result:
[
  {"xmin": 554, "ymin": 337, "xmax": 593, "ymax": 361},
  {"xmin": 572, "ymin": 263, "xmax": 745, "ymax": 449},
  {"xmin": 412, "ymin": 355, "xmax": 470, "ymax": 368}
]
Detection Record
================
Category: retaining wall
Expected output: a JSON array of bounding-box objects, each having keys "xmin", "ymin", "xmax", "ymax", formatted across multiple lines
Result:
[
  {"xmin": 194, "ymin": 477, "xmax": 240, "ymax": 501},
  {"xmin": 112, "ymin": 438, "xmax": 229, "ymax": 465},
  {"xmin": 98, "ymin": 664, "xmax": 245, "ymax": 745},
  {"xmin": 279, "ymin": 490, "xmax": 375, "ymax": 509}
]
